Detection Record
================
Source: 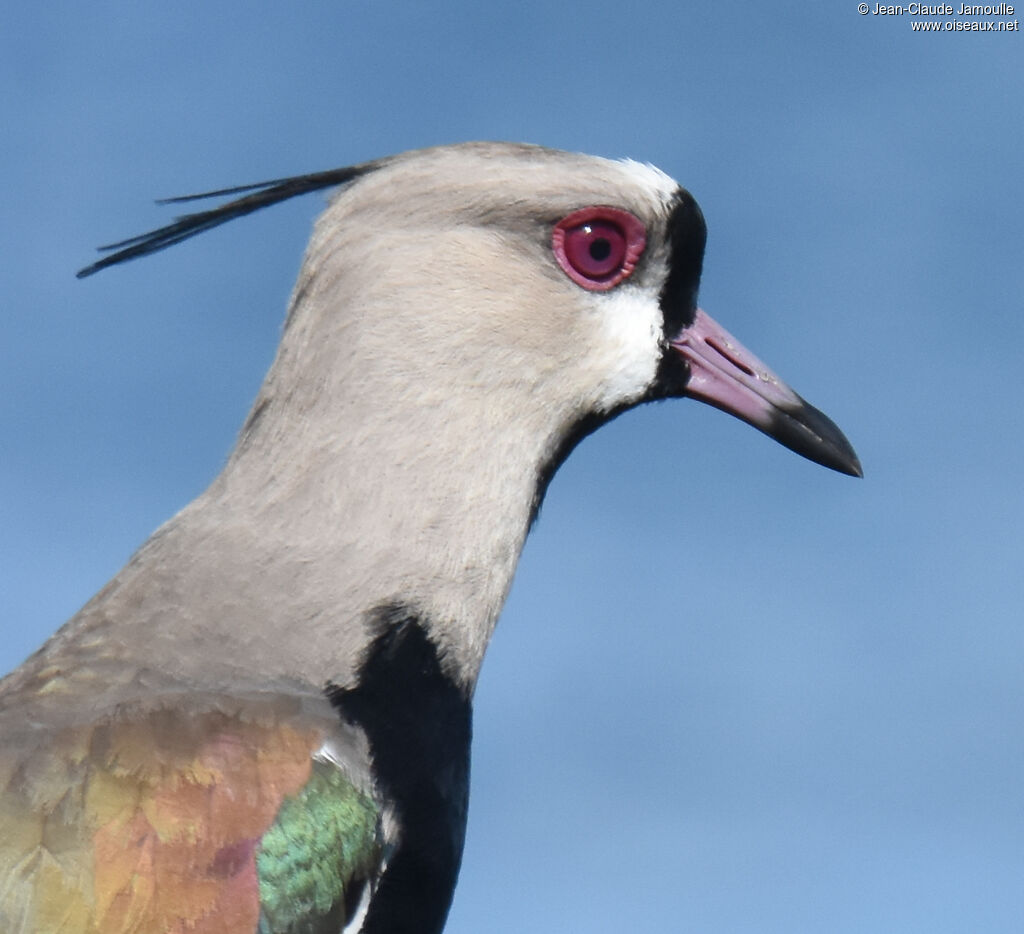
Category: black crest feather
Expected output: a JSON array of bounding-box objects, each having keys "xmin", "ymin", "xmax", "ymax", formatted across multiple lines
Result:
[{"xmin": 77, "ymin": 163, "xmax": 378, "ymax": 278}]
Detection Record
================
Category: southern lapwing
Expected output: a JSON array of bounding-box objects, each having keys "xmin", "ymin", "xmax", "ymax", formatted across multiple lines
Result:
[{"xmin": 0, "ymin": 142, "xmax": 860, "ymax": 934}]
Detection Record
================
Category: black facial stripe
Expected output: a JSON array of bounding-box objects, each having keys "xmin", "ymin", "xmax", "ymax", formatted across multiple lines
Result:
[
  {"xmin": 649, "ymin": 349, "xmax": 693, "ymax": 399},
  {"xmin": 327, "ymin": 605, "xmax": 472, "ymax": 934},
  {"xmin": 658, "ymin": 187, "xmax": 707, "ymax": 337}
]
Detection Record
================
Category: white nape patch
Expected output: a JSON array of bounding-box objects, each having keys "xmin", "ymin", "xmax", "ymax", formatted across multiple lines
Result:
[
  {"xmin": 592, "ymin": 284, "xmax": 663, "ymax": 412},
  {"xmin": 616, "ymin": 158, "xmax": 679, "ymax": 204}
]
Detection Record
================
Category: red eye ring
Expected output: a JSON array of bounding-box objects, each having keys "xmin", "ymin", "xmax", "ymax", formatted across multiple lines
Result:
[{"xmin": 552, "ymin": 207, "xmax": 647, "ymax": 291}]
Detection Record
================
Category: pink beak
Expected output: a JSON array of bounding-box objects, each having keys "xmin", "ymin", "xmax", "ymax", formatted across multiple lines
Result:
[{"xmin": 670, "ymin": 309, "xmax": 862, "ymax": 477}]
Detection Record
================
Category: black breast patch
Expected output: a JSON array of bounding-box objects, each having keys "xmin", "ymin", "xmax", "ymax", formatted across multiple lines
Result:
[{"xmin": 327, "ymin": 604, "xmax": 473, "ymax": 934}]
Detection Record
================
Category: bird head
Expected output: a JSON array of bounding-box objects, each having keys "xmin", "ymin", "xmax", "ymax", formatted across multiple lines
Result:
[
  {"xmin": 76, "ymin": 143, "xmax": 860, "ymax": 682},
  {"xmin": 80, "ymin": 142, "xmax": 860, "ymax": 483}
]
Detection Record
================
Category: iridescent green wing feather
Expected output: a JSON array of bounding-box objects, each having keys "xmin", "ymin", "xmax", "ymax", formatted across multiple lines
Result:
[
  {"xmin": 0, "ymin": 705, "xmax": 382, "ymax": 934},
  {"xmin": 258, "ymin": 758, "xmax": 381, "ymax": 934}
]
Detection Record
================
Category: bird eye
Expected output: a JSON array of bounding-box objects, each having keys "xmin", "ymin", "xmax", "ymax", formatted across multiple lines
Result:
[{"xmin": 552, "ymin": 207, "xmax": 647, "ymax": 291}]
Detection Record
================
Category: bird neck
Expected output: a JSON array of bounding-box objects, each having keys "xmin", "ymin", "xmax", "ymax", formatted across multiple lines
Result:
[{"xmin": 156, "ymin": 296, "xmax": 588, "ymax": 693}]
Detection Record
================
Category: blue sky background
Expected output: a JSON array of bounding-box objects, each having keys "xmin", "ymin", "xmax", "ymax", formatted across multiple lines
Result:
[{"xmin": 2, "ymin": 2, "xmax": 1022, "ymax": 931}]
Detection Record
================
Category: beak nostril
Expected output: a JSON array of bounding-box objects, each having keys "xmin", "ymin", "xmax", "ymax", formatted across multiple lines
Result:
[{"xmin": 704, "ymin": 337, "xmax": 755, "ymax": 377}]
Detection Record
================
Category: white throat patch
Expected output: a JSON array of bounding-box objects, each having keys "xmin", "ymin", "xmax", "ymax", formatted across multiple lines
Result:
[{"xmin": 591, "ymin": 283, "xmax": 664, "ymax": 412}]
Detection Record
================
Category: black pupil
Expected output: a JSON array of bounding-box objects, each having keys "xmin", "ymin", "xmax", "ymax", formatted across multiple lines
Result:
[{"xmin": 589, "ymin": 237, "xmax": 612, "ymax": 262}]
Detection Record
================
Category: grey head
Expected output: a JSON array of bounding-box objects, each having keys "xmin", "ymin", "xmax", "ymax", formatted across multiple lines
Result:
[
  {"xmin": 0, "ymin": 143, "xmax": 861, "ymax": 934},
  {"xmin": 58, "ymin": 141, "xmax": 859, "ymax": 699}
]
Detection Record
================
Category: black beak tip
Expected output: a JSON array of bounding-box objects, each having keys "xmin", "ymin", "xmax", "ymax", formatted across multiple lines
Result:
[
  {"xmin": 842, "ymin": 450, "xmax": 864, "ymax": 479},
  {"xmin": 831, "ymin": 448, "xmax": 864, "ymax": 479},
  {"xmin": 771, "ymin": 397, "xmax": 863, "ymax": 478}
]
